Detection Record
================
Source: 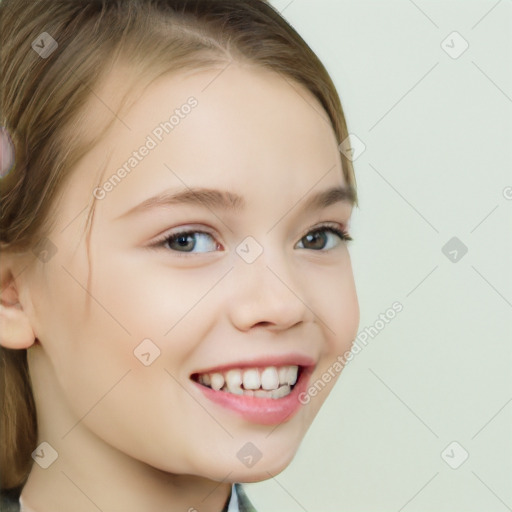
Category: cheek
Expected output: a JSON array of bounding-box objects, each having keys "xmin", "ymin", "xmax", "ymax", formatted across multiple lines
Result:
[
  {"xmin": 331, "ymin": 283, "xmax": 359, "ymax": 353},
  {"xmin": 28, "ymin": 254, "xmax": 204, "ymax": 469},
  {"xmin": 292, "ymin": 257, "xmax": 358, "ymax": 416},
  {"xmin": 90, "ymin": 251, "xmax": 225, "ymax": 359},
  {"xmin": 315, "ymin": 256, "xmax": 360, "ymax": 354}
]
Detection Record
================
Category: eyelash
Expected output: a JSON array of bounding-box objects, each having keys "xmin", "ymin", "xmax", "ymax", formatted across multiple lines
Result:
[{"xmin": 150, "ymin": 222, "xmax": 352, "ymax": 257}]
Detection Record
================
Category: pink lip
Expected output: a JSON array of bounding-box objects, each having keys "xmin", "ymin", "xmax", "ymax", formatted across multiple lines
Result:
[{"xmin": 191, "ymin": 363, "xmax": 315, "ymax": 426}]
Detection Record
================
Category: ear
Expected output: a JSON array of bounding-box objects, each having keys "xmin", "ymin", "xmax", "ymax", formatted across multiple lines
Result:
[{"xmin": 0, "ymin": 252, "xmax": 36, "ymax": 349}]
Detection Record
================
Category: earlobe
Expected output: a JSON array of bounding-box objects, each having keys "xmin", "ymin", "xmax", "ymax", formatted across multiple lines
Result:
[
  {"xmin": 0, "ymin": 263, "xmax": 37, "ymax": 350},
  {"xmin": 0, "ymin": 302, "xmax": 36, "ymax": 349}
]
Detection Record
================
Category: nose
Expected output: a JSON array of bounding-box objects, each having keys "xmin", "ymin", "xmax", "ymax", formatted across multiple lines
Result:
[{"xmin": 227, "ymin": 250, "xmax": 311, "ymax": 333}]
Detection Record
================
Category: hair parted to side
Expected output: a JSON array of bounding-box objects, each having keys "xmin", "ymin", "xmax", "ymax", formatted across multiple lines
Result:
[{"xmin": 0, "ymin": 0, "xmax": 357, "ymax": 492}]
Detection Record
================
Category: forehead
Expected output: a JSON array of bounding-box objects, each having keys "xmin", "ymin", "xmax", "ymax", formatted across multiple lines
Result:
[{"xmin": 65, "ymin": 63, "xmax": 347, "ymax": 223}]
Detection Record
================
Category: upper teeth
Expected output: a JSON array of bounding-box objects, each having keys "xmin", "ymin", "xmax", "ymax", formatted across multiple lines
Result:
[{"xmin": 198, "ymin": 365, "xmax": 299, "ymax": 396}]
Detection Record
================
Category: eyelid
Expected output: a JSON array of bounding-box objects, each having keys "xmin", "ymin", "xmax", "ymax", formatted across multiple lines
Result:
[
  {"xmin": 147, "ymin": 221, "xmax": 353, "ymax": 253},
  {"xmin": 298, "ymin": 221, "xmax": 352, "ymax": 241},
  {"xmin": 148, "ymin": 226, "xmax": 219, "ymax": 253}
]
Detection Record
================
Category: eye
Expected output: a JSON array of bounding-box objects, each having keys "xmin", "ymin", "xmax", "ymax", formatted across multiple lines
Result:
[
  {"xmin": 296, "ymin": 223, "xmax": 352, "ymax": 251},
  {"xmin": 149, "ymin": 223, "xmax": 352, "ymax": 256},
  {"xmin": 152, "ymin": 229, "xmax": 221, "ymax": 256}
]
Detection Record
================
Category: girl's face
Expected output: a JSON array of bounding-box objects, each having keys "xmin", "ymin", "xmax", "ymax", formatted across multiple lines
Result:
[{"xmin": 24, "ymin": 63, "xmax": 359, "ymax": 481}]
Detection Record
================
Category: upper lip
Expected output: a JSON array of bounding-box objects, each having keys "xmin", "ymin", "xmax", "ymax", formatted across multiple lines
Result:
[{"xmin": 190, "ymin": 353, "xmax": 317, "ymax": 376}]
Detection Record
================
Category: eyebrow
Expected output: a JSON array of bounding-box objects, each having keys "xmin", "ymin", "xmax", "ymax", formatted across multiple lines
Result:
[{"xmin": 115, "ymin": 184, "xmax": 356, "ymax": 220}]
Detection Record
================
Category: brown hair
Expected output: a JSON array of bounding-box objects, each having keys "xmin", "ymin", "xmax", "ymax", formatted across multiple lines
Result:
[{"xmin": 0, "ymin": 0, "xmax": 358, "ymax": 491}]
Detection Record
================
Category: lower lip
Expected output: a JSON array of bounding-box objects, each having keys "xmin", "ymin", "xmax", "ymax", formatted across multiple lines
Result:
[{"xmin": 192, "ymin": 368, "xmax": 313, "ymax": 426}]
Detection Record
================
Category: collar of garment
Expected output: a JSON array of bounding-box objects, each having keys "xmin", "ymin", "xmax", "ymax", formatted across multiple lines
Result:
[
  {"xmin": 18, "ymin": 482, "xmax": 253, "ymax": 512},
  {"xmin": 226, "ymin": 483, "xmax": 240, "ymax": 511}
]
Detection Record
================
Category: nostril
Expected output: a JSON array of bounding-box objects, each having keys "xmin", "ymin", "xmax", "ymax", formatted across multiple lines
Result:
[{"xmin": 254, "ymin": 321, "xmax": 273, "ymax": 328}]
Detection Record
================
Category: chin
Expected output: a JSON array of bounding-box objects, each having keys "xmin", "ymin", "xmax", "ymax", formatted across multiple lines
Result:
[
  {"xmin": 185, "ymin": 443, "xmax": 297, "ymax": 484},
  {"xmin": 235, "ymin": 463, "xmax": 292, "ymax": 483},
  {"xmin": 227, "ymin": 448, "xmax": 298, "ymax": 483}
]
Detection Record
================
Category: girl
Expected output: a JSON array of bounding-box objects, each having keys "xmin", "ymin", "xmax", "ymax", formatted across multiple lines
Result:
[{"xmin": 0, "ymin": 0, "xmax": 359, "ymax": 510}]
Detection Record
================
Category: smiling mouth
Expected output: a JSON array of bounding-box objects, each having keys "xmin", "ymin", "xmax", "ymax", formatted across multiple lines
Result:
[{"xmin": 191, "ymin": 365, "xmax": 302, "ymax": 399}]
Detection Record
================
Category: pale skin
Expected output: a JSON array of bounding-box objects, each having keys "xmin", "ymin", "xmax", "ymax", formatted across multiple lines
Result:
[{"xmin": 0, "ymin": 62, "xmax": 359, "ymax": 511}]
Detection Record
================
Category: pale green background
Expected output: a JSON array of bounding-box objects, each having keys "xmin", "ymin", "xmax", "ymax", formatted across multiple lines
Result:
[{"xmin": 244, "ymin": 1, "xmax": 512, "ymax": 511}]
